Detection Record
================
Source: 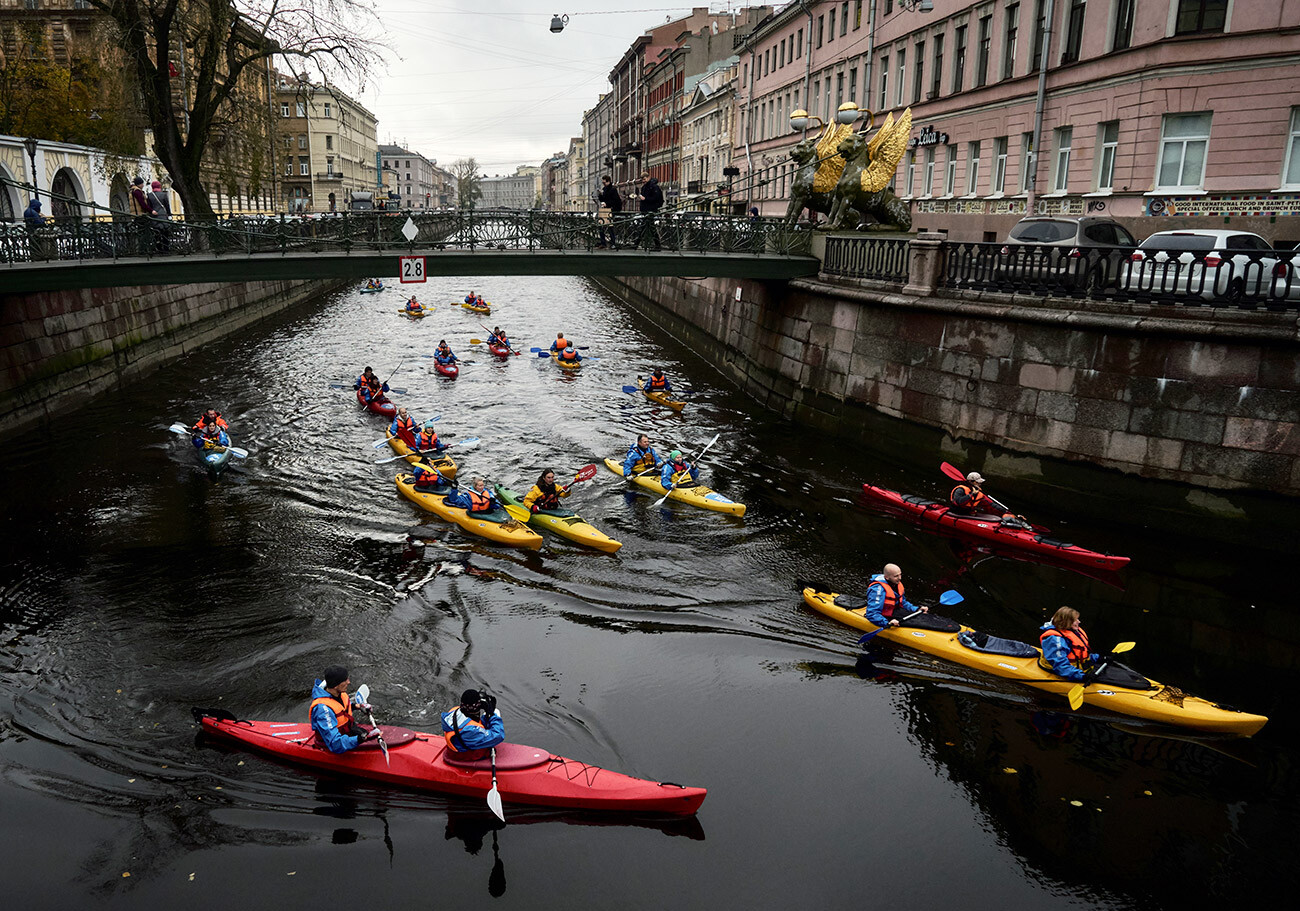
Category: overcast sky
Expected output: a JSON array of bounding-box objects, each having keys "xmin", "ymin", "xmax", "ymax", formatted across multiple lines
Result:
[{"xmin": 351, "ymin": 1, "xmax": 758, "ymax": 175}]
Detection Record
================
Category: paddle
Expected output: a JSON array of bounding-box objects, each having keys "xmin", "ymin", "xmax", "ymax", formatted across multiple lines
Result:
[
  {"xmin": 857, "ymin": 590, "xmax": 965, "ymax": 644},
  {"xmin": 652, "ymin": 433, "xmax": 720, "ymax": 507},
  {"xmin": 372, "ymin": 417, "xmax": 439, "ymax": 448},
  {"xmin": 501, "ymin": 465, "xmax": 599, "ymax": 523},
  {"xmin": 169, "ymin": 423, "xmax": 248, "ymax": 458},
  {"xmin": 373, "ymin": 437, "xmax": 479, "ymax": 464},
  {"xmin": 1066, "ymin": 642, "xmax": 1136, "ymax": 711},
  {"xmin": 939, "ymin": 461, "xmax": 1017, "ymax": 515},
  {"xmin": 481, "ymin": 686, "xmax": 505, "ymax": 821},
  {"xmin": 477, "ymin": 324, "xmax": 523, "ymax": 356},
  {"xmin": 353, "ymin": 684, "xmax": 389, "ymax": 767}
]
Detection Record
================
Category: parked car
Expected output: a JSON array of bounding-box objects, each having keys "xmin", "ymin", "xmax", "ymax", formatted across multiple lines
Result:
[
  {"xmin": 996, "ymin": 216, "xmax": 1138, "ymax": 289},
  {"xmin": 1120, "ymin": 229, "xmax": 1297, "ymax": 304}
]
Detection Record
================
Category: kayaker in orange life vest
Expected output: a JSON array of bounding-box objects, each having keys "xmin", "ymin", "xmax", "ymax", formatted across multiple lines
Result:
[
  {"xmin": 405, "ymin": 296, "xmax": 424, "ymax": 313},
  {"xmin": 434, "ymin": 341, "xmax": 457, "ymax": 366},
  {"xmin": 864, "ymin": 563, "xmax": 929, "ymax": 629},
  {"xmin": 464, "ymin": 291, "xmax": 477, "ymax": 305},
  {"xmin": 389, "ymin": 406, "xmax": 418, "ymax": 445},
  {"xmin": 523, "ymin": 468, "xmax": 571, "ymax": 513},
  {"xmin": 441, "ymin": 688, "xmax": 504, "ymax": 760},
  {"xmin": 558, "ymin": 345, "xmax": 583, "ymax": 364},
  {"xmin": 413, "ymin": 420, "xmax": 449, "ymax": 454},
  {"xmin": 191, "ymin": 409, "xmax": 228, "ymax": 433},
  {"xmin": 309, "ymin": 665, "xmax": 382, "ymax": 754},
  {"xmin": 488, "ymin": 326, "xmax": 510, "ymax": 348},
  {"xmin": 1039, "ymin": 606, "xmax": 1101, "ymax": 683},
  {"xmin": 446, "ymin": 476, "xmax": 501, "ymax": 514},
  {"xmin": 412, "ymin": 459, "xmax": 453, "ymax": 492},
  {"xmin": 354, "ymin": 366, "xmax": 389, "ymax": 402},
  {"xmin": 643, "ymin": 368, "xmax": 673, "ymax": 393},
  {"xmin": 550, "ymin": 332, "xmax": 569, "ymax": 353},
  {"xmin": 950, "ymin": 471, "xmax": 992, "ymax": 514}
]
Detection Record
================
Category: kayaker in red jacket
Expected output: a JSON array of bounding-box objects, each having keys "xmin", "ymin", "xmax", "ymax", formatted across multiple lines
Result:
[
  {"xmin": 191, "ymin": 409, "xmax": 228, "ymax": 433},
  {"xmin": 950, "ymin": 472, "xmax": 992, "ymax": 514},
  {"xmin": 441, "ymin": 688, "xmax": 505, "ymax": 760},
  {"xmin": 864, "ymin": 563, "xmax": 928, "ymax": 629},
  {"xmin": 1038, "ymin": 607, "xmax": 1101, "ymax": 683},
  {"xmin": 309, "ymin": 665, "xmax": 381, "ymax": 754}
]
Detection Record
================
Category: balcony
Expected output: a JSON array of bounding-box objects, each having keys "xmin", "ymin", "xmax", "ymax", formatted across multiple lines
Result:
[{"xmin": 315, "ymin": 172, "xmax": 343, "ymax": 180}]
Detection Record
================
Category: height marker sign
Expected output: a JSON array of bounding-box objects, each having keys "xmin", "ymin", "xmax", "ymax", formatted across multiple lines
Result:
[{"xmin": 399, "ymin": 256, "xmax": 426, "ymax": 283}]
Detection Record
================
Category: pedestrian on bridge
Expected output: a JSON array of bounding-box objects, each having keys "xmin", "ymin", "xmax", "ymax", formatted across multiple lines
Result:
[
  {"xmin": 148, "ymin": 180, "xmax": 172, "ymax": 253},
  {"xmin": 129, "ymin": 177, "xmax": 156, "ymax": 255},
  {"xmin": 633, "ymin": 172, "xmax": 663, "ymax": 251},
  {"xmin": 596, "ymin": 175, "xmax": 622, "ymax": 250}
]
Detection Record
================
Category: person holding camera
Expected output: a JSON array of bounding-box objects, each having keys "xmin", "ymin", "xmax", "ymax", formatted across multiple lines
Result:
[{"xmin": 441, "ymin": 688, "xmax": 505, "ymax": 761}]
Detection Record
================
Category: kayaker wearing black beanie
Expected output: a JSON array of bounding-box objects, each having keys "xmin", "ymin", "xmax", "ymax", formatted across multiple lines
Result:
[{"xmin": 309, "ymin": 665, "xmax": 379, "ymax": 753}]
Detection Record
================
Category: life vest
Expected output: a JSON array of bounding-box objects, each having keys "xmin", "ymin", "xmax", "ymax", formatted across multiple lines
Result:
[
  {"xmin": 436, "ymin": 348, "xmax": 451, "ymax": 360},
  {"xmin": 415, "ymin": 430, "xmax": 439, "ymax": 450},
  {"xmin": 413, "ymin": 464, "xmax": 444, "ymax": 489},
  {"xmin": 951, "ymin": 484, "xmax": 989, "ymax": 511},
  {"xmin": 669, "ymin": 461, "xmax": 693, "ymax": 486},
  {"xmin": 560, "ymin": 349, "xmax": 578, "ymax": 362},
  {"xmin": 466, "ymin": 488, "xmax": 493, "ymax": 512},
  {"xmin": 554, "ymin": 337, "xmax": 567, "ymax": 351},
  {"xmin": 309, "ymin": 692, "xmax": 354, "ymax": 733},
  {"xmin": 647, "ymin": 374, "xmax": 667, "ymax": 390},
  {"xmin": 464, "ymin": 295, "xmax": 475, "ymax": 304},
  {"xmin": 1039, "ymin": 626, "xmax": 1092, "ymax": 671},
  {"xmin": 867, "ymin": 578, "xmax": 906, "ymax": 620},
  {"xmin": 532, "ymin": 484, "xmax": 560, "ymax": 511},
  {"xmin": 407, "ymin": 301, "xmax": 422, "ymax": 312},
  {"xmin": 361, "ymin": 375, "xmax": 381, "ymax": 394},
  {"xmin": 630, "ymin": 446, "xmax": 655, "ymax": 472},
  {"xmin": 443, "ymin": 707, "xmax": 488, "ymax": 757},
  {"xmin": 393, "ymin": 416, "xmax": 416, "ymax": 443},
  {"xmin": 193, "ymin": 414, "xmax": 228, "ymax": 432}
]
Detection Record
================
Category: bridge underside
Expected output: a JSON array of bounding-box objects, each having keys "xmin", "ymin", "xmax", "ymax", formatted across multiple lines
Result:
[{"xmin": 1, "ymin": 250, "xmax": 820, "ymax": 293}]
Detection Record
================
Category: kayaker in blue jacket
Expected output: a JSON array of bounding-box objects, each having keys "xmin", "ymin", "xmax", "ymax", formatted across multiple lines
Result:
[
  {"xmin": 355, "ymin": 366, "xmax": 389, "ymax": 402},
  {"xmin": 310, "ymin": 665, "xmax": 381, "ymax": 754},
  {"xmin": 193, "ymin": 422, "xmax": 230, "ymax": 450},
  {"xmin": 1038, "ymin": 607, "xmax": 1100, "ymax": 683},
  {"xmin": 550, "ymin": 332, "xmax": 570, "ymax": 353},
  {"xmin": 434, "ymin": 341, "xmax": 457, "ymax": 365},
  {"xmin": 446, "ymin": 476, "xmax": 500, "ymax": 514},
  {"xmin": 441, "ymin": 688, "xmax": 505, "ymax": 760},
  {"xmin": 413, "ymin": 420, "xmax": 449, "ymax": 454},
  {"xmin": 643, "ymin": 368, "xmax": 673, "ymax": 393},
  {"xmin": 488, "ymin": 326, "xmax": 510, "ymax": 348},
  {"xmin": 390, "ymin": 406, "xmax": 418, "ymax": 444},
  {"xmin": 660, "ymin": 450, "xmax": 699, "ymax": 489},
  {"xmin": 412, "ymin": 460, "xmax": 454, "ymax": 492},
  {"xmin": 865, "ymin": 563, "xmax": 928, "ymax": 629},
  {"xmin": 623, "ymin": 434, "xmax": 662, "ymax": 477},
  {"xmin": 557, "ymin": 345, "xmax": 583, "ymax": 364}
]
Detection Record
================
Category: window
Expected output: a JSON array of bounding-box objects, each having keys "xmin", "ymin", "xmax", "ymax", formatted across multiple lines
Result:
[
  {"xmin": 780, "ymin": 39, "xmax": 786, "ymax": 66},
  {"xmin": 924, "ymin": 148, "xmax": 935, "ymax": 194},
  {"xmin": 280, "ymin": 102, "xmax": 290, "ymax": 117},
  {"xmin": 818, "ymin": 16, "xmax": 824, "ymax": 48},
  {"xmin": 743, "ymin": 63, "xmax": 749, "ymax": 87},
  {"xmin": 324, "ymin": 102, "xmax": 332, "ymax": 118},
  {"xmin": 953, "ymin": 26, "xmax": 967, "ymax": 92},
  {"xmin": 1096, "ymin": 121, "xmax": 1118, "ymax": 190},
  {"xmin": 1062, "ymin": 0, "xmax": 1085, "ymax": 63},
  {"xmin": 849, "ymin": 66, "xmax": 858, "ymax": 102},
  {"xmin": 879, "ymin": 55, "xmax": 889, "ymax": 110},
  {"xmin": 405, "ymin": 160, "xmax": 410, "ymax": 168},
  {"xmin": 325, "ymin": 135, "xmax": 333, "ymax": 150},
  {"xmin": 326, "ymin": 156, "xmax": 335, "ymax": 176},
  {"xmin": 855, "ymin": 0, "xmax": 863, "ymax": 29},
  {"xmin": 841, "ymin": 2, "xmax": 849, "ymax": 36},
  {"xmin": 1157, "ymin": 112, "xmax": 1211, "ymax": 189},
  {"xmin": 284, "ymin": 161, "xmax": 292, "ymax": 176},
  {"xmin": 1113, "ymin": 0, "xmax": 1134, "ymax": 50},
  {"xmin": 1030, "ymin": 0, "xmax": 1046, "ymax": 72},
  {"xmin": 896, "ymin": 49, "xmax": 907, "ymax": 106},
  {"xmin": 829, "ymin": 8, "xmax": 836, "ymax": 40},
  {"xmin": 1175, "ymin": 0, "xmax": 1227, "ymax": 35},
  {"xmin": 945, "ymin": 143, "xmax": 958, "ymax": 195},
  {"xmin": 1003, "ymin": 3, "xmax": 1020, "ymax": 78},
  {"xmin": 1053, "ymin": 126, "xmax": 1072, "ymax": 191},
  {"xmin": 812, "ymin": 79, "xmax": 820, "ymax": 117},
  {"xmin": 295, "ymin": 101, "xmax": 306, "ymax": 117},
  {"xmin": 993, "ymin": 136, "xmax": 1008, "ymax": 193},
  {"xmin": 931, "ymin": 34, "xmax": 944, "ymax": 97},
  {"xmin": 797, "ymin": 28, "xmax": 803, "ymax": 57},
  {"xmin": 298, "ymin": 135, "xmax": 307, "ymax": 149},
  {"xmin": 825, "ymin": 80, "xmax": 832, "ymax": 120},
  {"xmin": 906, "ymin": 150, "xmax": 916, "ymax": 195},
  {"xmin": 299, "ymin": 158, "xmax": 309, "ymax": 176},
  {"xmin": 836, "ymin": 72, "xmax": 844, "ymax": 108},
  {"xmin": 913, "ymin": 41, "xmax": 925, "ymax": 102},
  {"xmin": 1020, "ymin": 131, "xmax": 1035, "ymax": 191},
  {"xmin": 976, "ymin": 15, "xmax": 992, "ymax": 86},
  {"xmin": 968, "ymin": 141, "xmax": 982, "ymax": 195},
  {"xmin": 1283, "ymin": 108, "xmax": 1300, "ymax": 188}
]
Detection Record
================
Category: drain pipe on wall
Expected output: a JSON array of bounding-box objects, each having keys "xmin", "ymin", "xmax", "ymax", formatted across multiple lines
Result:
[{"xmin": 1026, "ymin": 0, "xmax": 1055, "ymax": 215}]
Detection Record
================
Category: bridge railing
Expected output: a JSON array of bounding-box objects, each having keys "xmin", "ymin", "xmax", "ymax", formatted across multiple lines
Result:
[
  {"xmin": 0, "ymin": 210, "xmax": 812, "ymax": 264},
  {"xmin": 822, "ymin": 235, "xmax": 911, "ymax": 283}
]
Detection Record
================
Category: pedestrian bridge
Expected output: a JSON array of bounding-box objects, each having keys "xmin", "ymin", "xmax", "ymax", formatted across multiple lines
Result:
[{"xmin": 1, "ymin": 209, "xmax": 820, "ymax": 292}]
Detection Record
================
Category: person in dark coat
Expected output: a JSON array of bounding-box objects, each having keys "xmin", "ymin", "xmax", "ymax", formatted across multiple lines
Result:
[
  {"xmin": 147, "ymin": 180, "xmax": 172, "ymax": 252},
  {"xmin": 596, "ymin": 175, "xmax": 622, "ymax": 249},
  {"xmin": 23, "ymin": 198, "xmax": 43, "ymax": 227},
  {"xmin": 633, "ymin": 172, "xmax": 663, "ymax": 251}
]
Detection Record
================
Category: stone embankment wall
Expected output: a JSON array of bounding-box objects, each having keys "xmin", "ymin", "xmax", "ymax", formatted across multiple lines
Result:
[
  {"xmin": 0, "ymin": 279, "xmax": 344, "ymax": 438},
  {"xmin": 598, "ymin": 272, "xmax": 1300, "ymax": 520}
]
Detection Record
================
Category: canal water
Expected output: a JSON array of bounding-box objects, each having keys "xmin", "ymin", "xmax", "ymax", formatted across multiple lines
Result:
[{"xmin": 0, "ymin": 276, "xmax": 1295, "ymax": 909}]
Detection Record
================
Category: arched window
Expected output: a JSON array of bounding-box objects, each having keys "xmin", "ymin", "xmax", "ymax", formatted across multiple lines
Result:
[{"xmin": 50, "ymin": 168, "xmax": 85, "ymax": 220}]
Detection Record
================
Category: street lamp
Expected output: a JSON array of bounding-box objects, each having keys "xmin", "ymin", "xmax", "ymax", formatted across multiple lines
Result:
[
  {"xmin": 550, "ymin": 13, "xmax": 568, "ymax": 33},
  {"xmin": 790, "ymin": 102, "xmax": 869, "ymax": 134},
  {"xmin": 898, "ymin": 1, "xmax": 935, "ymax": 10},
  {"xmin": 22, "ymin": 137, "xmax": 39, "ymax": 202}
]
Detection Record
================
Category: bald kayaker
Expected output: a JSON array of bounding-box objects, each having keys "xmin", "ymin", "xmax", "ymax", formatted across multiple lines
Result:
[
  {"xmin": 191, "ymin": 408, "xmax": 228, "ymax": 433},
  {"xmin": 412, "ymin": 420, "xmax": 449, "ymax": 455},
  {"xmin": 355, "ymin": 366, "xmax": 388, "ymax": 403},
  {"xmin": 1038, "ymin": 607, "xmax": 1100, "ymax": 683},
  {"xmin": 310, "ymin": 665, "xmax": 382, "ymax": 754},
  {"xmin": 950, "ymin": 471, "xmax": 992, "ymax": 514},
  {"xmin": 390, "ymin": 406, "xmax": 418, "ymax": 446},
  {"xmin": 623, "ymin": 434, "xmax": 662, "ymax": 477},
  {"xmin": 446, "ymin": 476, "xmax": 500, "ymax": 514},
  {"xmin": 523, "ymin": 468, "xmax": 571, "ymax": 513},
  {"xmin": 193, "ymin": 421, "xmax": 230, "ymax": 452},
  {"xmin": 865, "ymin": 563, "xmax": 929, "ymax": 629},
  {"xmin": 659, "ymin": 449, "xmax": 699, "ymax": 490},
  {"xmin": 441, "ymin": 688, "xmax": 504, "ymax": 761},
  {"xmin": 643, "ymin": 368, "xmax": 673, "ymax": 393}
]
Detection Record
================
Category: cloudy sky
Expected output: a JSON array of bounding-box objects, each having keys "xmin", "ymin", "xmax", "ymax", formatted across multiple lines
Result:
[{"xmin": 350, "ymin": 1, "xmax": 759, "ymax": 175}]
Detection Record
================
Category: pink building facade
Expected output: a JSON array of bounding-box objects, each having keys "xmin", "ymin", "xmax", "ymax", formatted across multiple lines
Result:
[{"xmin": 736, "ymin": 0, "xmax": 1300, "ymax": 245}]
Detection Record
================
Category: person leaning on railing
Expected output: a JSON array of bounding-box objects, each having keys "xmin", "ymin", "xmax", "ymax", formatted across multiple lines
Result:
[
  {"xmin": 147, "ymin": 180, "xmax": 172, "ymax": 253},
  {"xmin": 128, "ymin": 177, "xmax": 156, "ymax": 255}
]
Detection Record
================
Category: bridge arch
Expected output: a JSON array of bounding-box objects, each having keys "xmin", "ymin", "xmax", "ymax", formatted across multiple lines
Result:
[
  {"xmin": 108, "ymin": 173, "xmax": 131, "ymax": 217},
  {"xmin": 49, "ymin": 167, "xmax": 86, "ymax": 220},
  {"xmin": 0, "ymin": 162, "xmax": 21, "ymax": 222}
]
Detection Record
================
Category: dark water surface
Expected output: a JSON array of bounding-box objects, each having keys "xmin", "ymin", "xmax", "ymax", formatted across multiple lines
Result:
[{"xmin": 1, "ymin": 277, "xmax": 1296, "ymax": 909}]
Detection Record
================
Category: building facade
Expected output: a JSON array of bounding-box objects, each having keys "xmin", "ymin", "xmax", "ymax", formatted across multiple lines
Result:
[
  {"xmin": 275, "ymin": 77, "xmax": 379, "ymax": 213},
  {"xmin": 565, "ymin": 136, "xmax": 586, "ymax": 212},
  {"xmin": 379, "ymin": 143, "xmax": 440, "ymax": 210},
  {"xmin": 582, "ymin": 93, "xmax": 614, "ymax": 210},
  {"xmin": 679, "ymin": 60, "xmax": 741, "ymax": 213},
  {"xmin": 736, "ymin": 0, "xmax": 1300, "ymax": 243},
  {"xmin": 429, "ymin": 162, "xmax": 456, "ymax": 209},
  {"xmin": 478, "ymin": 172, "xmax": 535, "ymax": 209}
]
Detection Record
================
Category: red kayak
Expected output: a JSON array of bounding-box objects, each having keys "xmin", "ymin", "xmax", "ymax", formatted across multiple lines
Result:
[
  {"xmin": 434, "ymin": 360, "xmax": 460, "ymax": 379},
  {"xmin": 194, "ymin": 711, "xmax": 706, "ymax": 815},
  {"xmin": 356, "ymin": 387, "xmax": 396, "ymax": 418},
  {"xmin": 860, "ymin": 483, "xmax": 1130, "ymax": 572},
  {"xmin": 488, "ymin": 342, "xmax": 512, "ymax": 358}
]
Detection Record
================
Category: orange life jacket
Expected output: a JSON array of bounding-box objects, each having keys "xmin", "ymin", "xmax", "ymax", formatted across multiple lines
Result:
[
  {"xmin": 443, "ymin": 707, "xmax": 487, "ymax": 754},
  {"xmin": 1040, "ymin": 626, "xmax": 1091, "ymax": 668},
  {"xmin": 415, "ymin": 430, "xmax": 439, "ymax": 450},
  {"xmin": 362, "ymin": 375, "xmax": 381, "ymax": 393},
  {"xmin": 554, "ymin": 336, "xmax": 567, "ymax": 350},
  {"xmin": 466, "ymin": 488, "xmax": 493, "ymax": 512},
  {"xmin": 413, "ymin": 465, "xmax": 444, "ymax": 489},
  {"xmin": 951, "ymin": 484, "xmax": 989, "ymax": 511},
  {"xmin": 193, "ymin": 414, "xmax": 228, "ymax": 432},
  {"xmin": 867, "ymin": 578, "xmax": 906, "ymax": 619},
  {"xmin": 309, "ymin": 692, "xmax": 354, "ymax": 732},
  {"xmin": 560, "ymin": 348, "xmax": 578, "ymax": 361},
  {"xmin": 647, "ymin": 374, "xmax": 667, "ymax": 389}
]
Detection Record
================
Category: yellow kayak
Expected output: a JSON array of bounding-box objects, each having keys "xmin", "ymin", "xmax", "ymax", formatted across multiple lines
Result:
[
  {"xmin": 602, "ymin": 458, "xmax": 746, "ymax": 517},
  {"xmin": 642, "ymin": 388, "xmax": 685, "ymax": 412},
  {"xmin": 462, "ymin": 301, "xmax": 491, "ymax": 315},
  {"xmin": 552, "ymin": 353, "xmax": 582, "ymax": 372},
  {"xmin": 385, "ymin": 429, "xmax": 458, "ymax": 479},
  {"xmin": 399, "ymin": 309, "xmax": 429, "ymax": 319},
  {"xmin": 396, "ymin": 475, "xmax": 542, "ymax": 549},
  {"xmin": 494, "ymin": 485, "xmax": 622, "ymax": 553},
  {"xmin": 801, "ymin": 588, "xmax": 1267, "ymax": 737}
]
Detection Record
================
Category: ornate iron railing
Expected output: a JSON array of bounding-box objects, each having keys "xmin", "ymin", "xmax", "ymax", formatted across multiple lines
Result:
[{"xmin": 822, "ymin": 235, "xmax": 911, "ymax": 283}]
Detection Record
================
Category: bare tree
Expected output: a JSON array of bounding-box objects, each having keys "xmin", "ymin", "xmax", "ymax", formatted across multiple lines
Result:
[
  {"xmin": 451, "ymin": 158, "xmax": 483, "ymax": 210},
  {"xmin": 87, "ymin": 0, "xmax": 384, "ymax": 220}
]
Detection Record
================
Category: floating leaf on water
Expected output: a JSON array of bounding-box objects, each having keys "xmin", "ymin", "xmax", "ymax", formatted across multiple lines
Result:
[
  {"xmin": 189, "ymin": 873, "xmax": 195, "ymax": 881},
  {"xmin": 127, "ymin": 779, "xmax": 135, "ymax": 783},
  {"xmin": 122, "ymin": 872, "xmax": 130, "ymax": 878},
  {"xmin": 945, "ymin": 741, "xmax": 955, "ymax": 746},
  {"xmin": 1002, "ymin": 767, "xmax": 1017, "ymax": 774},
  {"xmin": 1069, "ymin": 800, "xmax": 1083, "ymax": 807},
  {"xmin": 1143, "ymin": 790, "xmax": 1152, "ymax": 796},
  {"xmin": 287, "ymin": 872, "xmax": 296, "ymax": 876}
]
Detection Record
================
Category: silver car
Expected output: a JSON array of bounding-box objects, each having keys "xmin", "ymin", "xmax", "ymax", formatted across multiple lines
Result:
[
  {"xmin": 997, "ymin": 216, "xmax": 1138, "ymax": 289},
  {"xmin": 1120, "ymin": 229, "xmax": 1297, "ymax": 304}
]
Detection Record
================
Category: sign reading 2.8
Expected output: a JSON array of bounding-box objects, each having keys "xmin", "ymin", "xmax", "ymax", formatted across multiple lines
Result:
[{"xmin": 399, "ymin": 256, "xmax": 427, "ymax": 284}]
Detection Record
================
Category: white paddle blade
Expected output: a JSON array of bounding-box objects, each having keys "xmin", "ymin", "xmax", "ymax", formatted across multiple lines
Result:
[
  {"xmin": 487, "ymin": 785, "xmax": 505, "ymax": 821},
  {"xmin": 354, "ymin": 684, "xmax": 370, "ymax": 705},
  {"xmin": 169, "ymin": 423, "xmax": 190, "ymax": 435}
]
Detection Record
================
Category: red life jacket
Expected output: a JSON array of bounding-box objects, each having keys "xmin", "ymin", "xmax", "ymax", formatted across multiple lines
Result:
[
  {"xmin": 647, "ymin": 374, "xmax": 667, "ymax": 389},
  {"xmin": 531, "ymin": 483, "xmax": 560, "ymax": 511},
  {"xmin": 466, "ymin": 488, "xmax": 493, "ymax": 512},
  {"xmin": 867, "ymin": 578, "xmax": 905, "ymax": 619},
  {"xmin": 951, "ymin": 484, "xmax": 989, "ymax": 511},
  {"xmin": 1040, "ymin": 626, "xmax": 1091, "ymax": 668},
  {"xmin": 443, "ymin": 707, "xmax": 487, "ymax": 757},
  {"xmin": 394, "ymin": 416, "xmax": 416, "ymax": 444},
  {"xmin": 193, "ymin": 413, "xmax": 228, "ymax": 432},
  {"xmin": 413, "ymin": 465, "xmax": 444, "ymax": 489},
  {"xmin": 309, "ymin": 692, "xmax": 354, "ymax": 733},
  {"xmin": 415, "ymin": 430, "xmax": 439, "ymax": 450}
]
